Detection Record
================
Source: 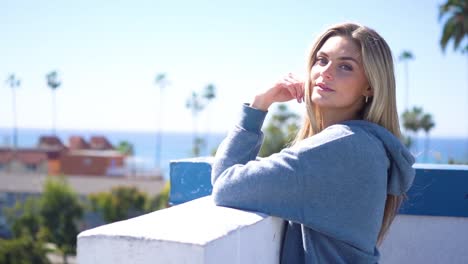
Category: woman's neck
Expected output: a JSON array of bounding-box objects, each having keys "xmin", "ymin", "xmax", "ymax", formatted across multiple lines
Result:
[{"xmin": 319, "ymin": 109, "xmax": 360, "ymax": 128}]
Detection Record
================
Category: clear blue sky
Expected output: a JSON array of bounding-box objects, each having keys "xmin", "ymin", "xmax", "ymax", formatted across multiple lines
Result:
[{"xmin": 1, "ymin": 0, "xmax": 467, "ymax": 137}]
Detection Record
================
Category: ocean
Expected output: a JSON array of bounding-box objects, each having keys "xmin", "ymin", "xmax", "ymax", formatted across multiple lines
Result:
[{"xmin": 1, "ymin": 128, "xmax": 467, "ymax": 178}]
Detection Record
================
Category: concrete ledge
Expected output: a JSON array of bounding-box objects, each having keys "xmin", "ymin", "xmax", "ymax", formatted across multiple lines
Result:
[
  {"xmin": 77, "ymin": 196, "xmax": 284, "ymax": 264},
  {"xmin": 78, "ymin": 160, "xmax": 468, "ymax": 263}
]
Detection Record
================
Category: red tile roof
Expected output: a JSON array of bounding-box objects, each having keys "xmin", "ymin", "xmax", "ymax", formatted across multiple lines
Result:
[
  {"xmin": 38, "ymin": 136, "xmax": 65, "ymax": 149},
  {"xmin": 90, "ymin": 136, "xmax": 114, "ymax": 150},
  {"xmin": 69, "ymin": 136, "xmax": 90, "ymax": 150}
]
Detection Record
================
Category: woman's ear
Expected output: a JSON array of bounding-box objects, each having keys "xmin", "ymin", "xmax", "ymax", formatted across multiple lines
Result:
[{"xmin": 363, "ymin": 86, "xmax": 373, "ymax": 97}]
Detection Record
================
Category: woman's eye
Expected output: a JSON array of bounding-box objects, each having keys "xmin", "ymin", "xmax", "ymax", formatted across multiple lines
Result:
[
  {"xmin": 316, "ymin": 57, "xmax": 328, "ymax": 65},
  {"xmin": 340, "ymin": 64, "xmax": 353, "ymax": 71}
]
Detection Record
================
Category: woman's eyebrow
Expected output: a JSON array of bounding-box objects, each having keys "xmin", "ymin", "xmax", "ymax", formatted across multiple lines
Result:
[
  {"xmin": 338, "ymin": 56, "xmax": 360, "ymax": 64},
  {"xmin": 317, "ymin": 51, "xmax": 360, "ymax": 64}
]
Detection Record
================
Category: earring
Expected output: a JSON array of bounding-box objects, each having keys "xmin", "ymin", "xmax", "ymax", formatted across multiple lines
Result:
[{"xmin": 365, "ymin": 96, "xmax": 369, "ymax": 103}]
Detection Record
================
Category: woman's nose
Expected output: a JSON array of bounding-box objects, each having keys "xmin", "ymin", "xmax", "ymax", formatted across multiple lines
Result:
[{"xmin": 320, "ymin": 63, "xmax": 333, "ymax": 80}]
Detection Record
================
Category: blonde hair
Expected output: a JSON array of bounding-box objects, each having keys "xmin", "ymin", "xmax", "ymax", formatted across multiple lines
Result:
[{"xmin": 293, "ymin": 22, "xmax": 404, "ymax": 246}]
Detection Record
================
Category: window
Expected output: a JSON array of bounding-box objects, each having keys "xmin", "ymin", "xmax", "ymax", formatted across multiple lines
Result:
[
  {"xmin": 26, "ymin": 164, "xmax": 37, "ymax": 171},
  {"xmin": 83, "ymin": 158, "xmax": 92, "ymax": 166}
]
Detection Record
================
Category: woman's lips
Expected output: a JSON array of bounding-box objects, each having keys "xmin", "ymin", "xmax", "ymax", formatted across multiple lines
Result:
[{"xmin": 316, "ymin": 83, "xmax": 335, "ymax": 92}]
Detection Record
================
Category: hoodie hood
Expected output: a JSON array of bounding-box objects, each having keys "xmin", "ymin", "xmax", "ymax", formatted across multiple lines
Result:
[{"xmin": 343, "ymin": 120, "xmax": 416, "ymax": 195}]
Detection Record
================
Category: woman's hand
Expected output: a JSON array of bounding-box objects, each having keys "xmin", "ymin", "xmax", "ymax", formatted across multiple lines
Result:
[{"xmin": 251, "ymin": 73, "xmax": 304, "ymax": 111}]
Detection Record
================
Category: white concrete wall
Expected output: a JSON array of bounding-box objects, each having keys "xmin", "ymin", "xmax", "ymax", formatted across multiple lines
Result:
[
  {"xmin": 77, "ymin": 196, "xmax": 284, "ymax": 264},
  {"xmin": 380, "ymin": 214, "xmax": 468, "ymax": 264},
  {"xmin": 78, "ymin": 197, "xmax": 468, "ymax": 264}
]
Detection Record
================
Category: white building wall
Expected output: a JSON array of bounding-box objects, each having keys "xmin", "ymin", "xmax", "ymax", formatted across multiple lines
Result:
[{"xmin": 380, "ymin": 214, "xmax": 468, "ymax": 264}]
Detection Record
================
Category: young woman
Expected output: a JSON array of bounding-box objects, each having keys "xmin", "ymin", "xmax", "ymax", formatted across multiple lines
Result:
[{"xmin": 211, "ymin": 23, "xmax": 415, "ymax": 263}]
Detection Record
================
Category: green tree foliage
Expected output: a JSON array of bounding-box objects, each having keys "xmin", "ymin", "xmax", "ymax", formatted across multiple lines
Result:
[
  {"xmin": 2, "ymin": 197, "xmax": 50, "ymax": 264},
  {"xmin": 402, "ymin": 106, "xmax": 423, "ymax": 134},
  {"xmin": 0, "ymin": 236, "xmax": 50, "ymax": 264},
  {"xmin": 401, "ymin": 107, "xmax": 436, "ymax": 160},
  {"xmin": 439, "ymin": 0, "xmax": 468, "ymax": 53},
  {"xmin": 448, "ymin": 157, "xmax": 468, "ymax": 164},
  {"xmin": 117, "ymin": 140, "xmax": 136, "ymax": 176},
  {"xmin": 39, "ymin": 177, "xmax": 83, "ymax": 264},
  {"xmin": 420, "ymin": 113, "xmax": 436, "ymax": 161},
  {"xmin": 5, "ymin": 197, "xmax": 43, "ymax": 240},
  {"xmin": 146, "ymin": 182, "xmax": 171, "ymax": 211},
  {"xmin": 2, "ymin": 177, "xmax": 82, "ymax": 264},
  {"xmin": 259, "ymin": 104, "xmax": 300, "ymax": 157},
  {"xmin": 117, "ymin": 141, "xmax": 134, "ymax": 156},
  {"xmin": 89, "ymin": 186, "xmax": 149, "ymax": 223},
  {"xmin": 438, "ymin": 0, "xmax": 468, "ymax": 164}
]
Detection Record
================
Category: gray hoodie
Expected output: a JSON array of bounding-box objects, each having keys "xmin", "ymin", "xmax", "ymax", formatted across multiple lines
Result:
[{"xmin": 211, "ymin": 104, "xmax": 415, "ymax": 264}]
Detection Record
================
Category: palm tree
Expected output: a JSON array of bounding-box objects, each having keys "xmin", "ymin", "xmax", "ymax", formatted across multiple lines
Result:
[
  {"xmin": 117, "ymin": 140, "xmax": 136, "ymax": 176},
  {"xmin": 439, "ymin": 0, "xmax": 468, "ymax": 53},
  {"xmin": 402, "ymin": 106, "xmax": 423, "ymax": 151},
  {"xmin": 185, "ymin": 84, "xmax": 217, "ymax": 157},
  {"xmin": 420, "ymin": 113, "xmax": 435, "ymax": 162},
  {"xmin": 117, "ymin": 140, "xmax": 135, "ymax": 156},
  {"xmin": 154, "ymin": 73, "xmax": 169, "ymax": 169},
  {"xmin": 439, "ymin": 0, "xmax": 468, "ymax": 162},
  {"xmin": 186, "ymin": 91, "xmax": 205, "ymax": 156},
  {"xmin": 399, "ymin": 51, "xmax": 415, "ymax": 111},
  {"xmin": 5, "ymin": 74, "xmax": 21, "ymax": 149},
  {"xmin": 203, "ymin": 84, "xmax": 216, "ymax": 101},
  {"xmin": 46, "ymin": 71, "xmax": 61, "ymax": 135},
  {"xmin": 202, "ymin": 84, "xmax": 216, "ymax": 152}
]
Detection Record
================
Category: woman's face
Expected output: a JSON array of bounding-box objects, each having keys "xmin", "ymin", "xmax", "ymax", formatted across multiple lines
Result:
[{"xmin": 310, "ymin": 36, "xmax": 370, "ymax": 117}]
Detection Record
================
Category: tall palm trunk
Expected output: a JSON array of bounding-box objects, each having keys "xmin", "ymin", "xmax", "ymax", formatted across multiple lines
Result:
[
  {"xmin": 52, "ymin": 89, "xmax": 57, "ymax": 135},
  {"xmin": 155, "ymin": 88, "xmax": 163, "ymax": 169},
  {"xmin": 46, "ymin": 71, "xmax": 61, "ymax": 136},
  {"xmin": 192, "ymin": 111, "xmax": 198, "ymax": 156},
  {"xmin": 404, "ymin": 61, "xmax": 409, "ymax": 111},
  {"xmin": 11, "ymin": 86, "xmax": 18, "ymax": 149},
  {"xmin": 424, "ymin": 132, "xmax": 430, "ymax": 162},
  {"xmin": 154, "ymin": 73, "xmax": 168, "ymax": 170}
]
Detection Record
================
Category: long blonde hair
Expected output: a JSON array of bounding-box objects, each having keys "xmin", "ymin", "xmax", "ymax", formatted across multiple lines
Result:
[{"xmin": 294, "ymin": 22, "xmax": 404, "ymax": 246}]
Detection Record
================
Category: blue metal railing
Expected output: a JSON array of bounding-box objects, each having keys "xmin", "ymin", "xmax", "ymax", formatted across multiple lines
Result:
[{"xmin": 170, "ymin": 158, "xmax": 468, "ymax": 217}]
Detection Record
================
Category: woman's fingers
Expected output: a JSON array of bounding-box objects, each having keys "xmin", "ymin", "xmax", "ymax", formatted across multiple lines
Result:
[
  {"xmin": 269, "ymin": 73, "xmax": 304, "ymax": 104},
  {"xmin": 285, "ymin": 74, "xmax": 304, "ymax": 103},
  {"xmin": 284, "ymin": 80, "xmax": 298, "ymax": 99}
]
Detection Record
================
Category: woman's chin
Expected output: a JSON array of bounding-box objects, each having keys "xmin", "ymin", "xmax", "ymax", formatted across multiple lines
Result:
[{"xmin": 311, "ymin": 95, "xmax": 330, "ymax": 107}]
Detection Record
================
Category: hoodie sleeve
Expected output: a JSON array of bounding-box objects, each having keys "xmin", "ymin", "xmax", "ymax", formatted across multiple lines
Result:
[
  {"xmin": 211, "ymin": 104, "xmax": 304, "ymax": 220},
  {"xmin": 211, "ymin": 105, "xmax": 388, "ymax": 243}
]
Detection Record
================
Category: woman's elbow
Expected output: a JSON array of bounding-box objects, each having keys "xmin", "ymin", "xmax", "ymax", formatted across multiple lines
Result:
[
  {"xmin": 211, "ymin": 183, "xmax": 225, "ymax": 206},
  {"xmin": 211, "ymin": 181, "xmax": 236, "ymax": 207}
]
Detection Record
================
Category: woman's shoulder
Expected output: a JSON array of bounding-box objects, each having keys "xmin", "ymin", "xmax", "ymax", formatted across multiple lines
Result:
[
  {"xmin": 297, "ymin": 121, "xmax": 387, "ymax": 147},
  {"xmin": 289, "ymin": 121, "xmax": 391, "ymax": 162},
  {"xmin": 325, "ymin": 120, "xmax": 398, "ymax": 147}
]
